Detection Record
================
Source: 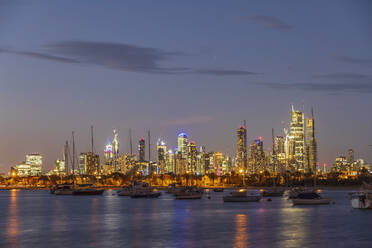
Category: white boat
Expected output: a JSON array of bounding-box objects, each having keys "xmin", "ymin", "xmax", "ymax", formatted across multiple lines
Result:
[
  {"xmin": 350, "ymin": 191, "xmax": 372, "ymax": 209},
  {"xmin": 223, "ymin": 189, "xmax": 262, "ymax": 202},
  {"xmin": 292, "ymin": 192, "xmax": 331, "ymax": 205}
]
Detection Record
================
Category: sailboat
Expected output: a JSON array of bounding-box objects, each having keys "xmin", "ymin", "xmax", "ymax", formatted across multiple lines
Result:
[
  {"xmin": 54, "ymin": 138, "xmax": 74, "ymax": 195},
  {"xmin": 262, "ymin": 128, "xmax": 284, "ymax": 197}
]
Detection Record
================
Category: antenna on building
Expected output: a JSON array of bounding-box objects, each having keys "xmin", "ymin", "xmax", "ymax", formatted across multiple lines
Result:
[{"xmin": 72, "ymin": 131, "xmax": 76, "ymax": 182}]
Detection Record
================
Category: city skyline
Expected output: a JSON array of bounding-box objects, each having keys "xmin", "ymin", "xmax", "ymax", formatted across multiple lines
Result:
[{"xmin": 1, "ymin": 1, "xmax": 372, "ymax": 172}]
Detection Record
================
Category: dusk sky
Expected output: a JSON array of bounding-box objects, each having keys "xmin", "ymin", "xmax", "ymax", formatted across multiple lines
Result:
[{"xmin": 0, "ymin": 0, "xmax": 371, "ymax": 173}]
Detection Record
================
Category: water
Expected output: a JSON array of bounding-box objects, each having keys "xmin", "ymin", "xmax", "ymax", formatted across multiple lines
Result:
[{"xmin": 0, "ymin": 190, "xmax": 371, "ymax": 248}]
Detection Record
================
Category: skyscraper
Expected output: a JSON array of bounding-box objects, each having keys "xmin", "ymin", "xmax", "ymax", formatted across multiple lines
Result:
[
  {"xmin": 288, "ymin": 105, "xmax": 305, "ymax": 171},
  {"xmin": 347, "ymin": 149, "xmax": 354, "ymax": 164},
  {"xmin": 236, "ymin": 124, "xmax": 247, "ymax": 172},
  {"xmin": 79, "ymin": 152, "xmax": 100, "ymax": 175},
  {"xmin": 305, "ymin": 110, "xmax": 317, "ymax": 173},
  {"xmin": 249, "ymin": 138, "xmax": 265, "ymax": 173},
  {"xmin": 138, "ymin": 138, "xmax": 145, "ymax": 162},
  {"xmin": 177, "ymin": 132, "xmax": 188, "ymax": 159},
  {"xmin": 188, "ymin": 141, "xmax": 197, "ymax": 174},
  {"xmin": 156, "ymin": 139, "xmax": 167, "ymax": 174},
  {"xmin": 166, "ymin": 150, "xmax": 175, "ymax": 173}
]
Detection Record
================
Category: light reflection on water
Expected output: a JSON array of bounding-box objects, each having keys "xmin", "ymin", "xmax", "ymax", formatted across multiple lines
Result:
[{"xmin": 0, "ymin": 190, "xmax": 371, "ymax": 248}]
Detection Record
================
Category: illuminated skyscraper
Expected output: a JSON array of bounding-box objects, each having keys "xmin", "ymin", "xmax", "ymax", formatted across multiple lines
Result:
[
  {"xmin": 157, "ymin": 139, "xmax": 167, "ymax": 174},
  {"xmin": 347, "ymin": 149, "xmax": 354, "ymax": 164},
  {"xmin": 177, "ymin": 132, "xmax": 188, "ymax": 159},
  {"xmin": 236, "ymin": 124, "xmax": 247, "ymax": 171},
  {"xmin": 305, "ymin": 110, "xmax": 317, "ymax": 173},
  {"xmin": 188, "ymin": 141, "xmax": 197, "ymax": 173},
  {"xmin": 249, "ymin": 138, "xmax": 265, "ymax": 173},
  {"xmin": 138, "ymin": 138, "xmax": 145, "ymax": 162},
  {"xmin": 166, "ymin": 150, "xmax": 175, "ymax": 173},
  {"xmin": 15, "ymin": 154, "xmax": 43, "ymax": 176},
  {"xmin": 79, "ymin": 152, "xmax": 100, "ymax": 175},
  {"xmin": 274, "ymin": 136, "xmax": 286, "ymax": 167},
  {"xmin": 288, "ymin": 105, "xmax": 305, "ymax": 171}
]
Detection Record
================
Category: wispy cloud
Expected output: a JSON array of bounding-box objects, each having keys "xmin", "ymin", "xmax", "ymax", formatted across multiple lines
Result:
[
  {"xmin": 0, "ymin": 41, "xmax": 258, "ymax": 76},
  {"xmin": 335, "ymin": 55, "xmax": 372, "ymax": 66},
  {"xmin": 195, "ymin": 69, "xmax": 258, "ymax": 76},
  {"xmin": 164, "ymin": 115, "xmax": 214, "ymax": 126},
  {"xmin": 243, "ymin": 15, "xmax": 293, "ymax": 31},
  {"xmin": 258, "ymin": 73, "xmax": 372, "ymax": 94}
]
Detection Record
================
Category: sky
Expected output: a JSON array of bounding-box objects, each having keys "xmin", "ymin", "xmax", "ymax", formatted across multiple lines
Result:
[{"xmin": 0, "ymin": 0, "xmax": 371, "ymax": 173}]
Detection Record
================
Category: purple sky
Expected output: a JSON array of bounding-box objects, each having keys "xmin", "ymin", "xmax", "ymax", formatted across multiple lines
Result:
[{"xmin": 0, "ymin": 0, "xmax": 372, "ymax": 173}]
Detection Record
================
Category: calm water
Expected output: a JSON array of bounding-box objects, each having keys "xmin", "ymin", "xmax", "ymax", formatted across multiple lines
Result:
[{"xmin": 0, "ymin": 190, "xmax": 371, "ymax": 248}]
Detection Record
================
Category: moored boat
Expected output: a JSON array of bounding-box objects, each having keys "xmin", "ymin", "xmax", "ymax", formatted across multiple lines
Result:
[
  {"xmin": 262, "ymin": 188, "xmax": 284, "ymax": 197},
  {"xmin": 54, "ymin": 184, "xmax": 74, "ymax": 195},
  {"xmin": 213, "ymin": 188, "xmax": 224, "ymax": 192},
  {"xmin": 130, "ymin": 181, "xmax": 161, "ymax": 198},
  {"xmin": 292, "ymin": 192, "xmax": 331, "ymax": 205},
  {"xmin": 350, "ymin": 191, "xmax": 372, "ymax": 209},
  {"xmin": 174, "ymin": 187, "xmax": 203, "ymax": 200},
  {"xmin": 223, "ymin": 189, "xmax": 262, "ymax": 202},
  {"xmin": 72, "ymin": 184, "xmax": 104, "ymax": 195}
]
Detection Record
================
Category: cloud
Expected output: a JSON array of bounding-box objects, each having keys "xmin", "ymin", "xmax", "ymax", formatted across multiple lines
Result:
[
  {"xmin": 258, "ymin": 73, "xmax": 372, "ymax": 94},
  {"xmin": 0, "ymin": 41, "xmax": 259, "ymax": 76},
  {"xmin": 164, "ymin": 115, "xmax": 214, "ymax": 126},
  {"xmin": 335, "ymin": 56, "xmax": 372, "ymax": 65},
  {"xmin": 243, "ymin": 16, "xmax": 293, "ymax": 31},
  {"xmin": 195, "ymin": 69, "xmax": 258, "ymax": 76}
]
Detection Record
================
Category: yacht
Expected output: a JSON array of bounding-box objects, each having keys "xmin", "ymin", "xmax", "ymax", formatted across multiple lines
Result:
[
  {"xmin": 223, "ymin": 189, "xmax": 262, "ymax": 202},
  {"xmin": 130, "ymin": 181, "xmax": 161, "ymax": 198},
  {"xmin": 54, "ymin": 184, "xmax": 74, "ymax": 195},
  {"xmin": 292, "ymin": 192, "xmax": 331, "ymax": 205},
  {"xmin": 175, "ymin": 187, "xmax": 203, "ymax": 200},
  {"xmin": 72, "ymin": 184, "xmax": 104, "ymax": 195},
  {"xmin": 350, "ymin": 191, "xmax": 372, "ymax": 209}
]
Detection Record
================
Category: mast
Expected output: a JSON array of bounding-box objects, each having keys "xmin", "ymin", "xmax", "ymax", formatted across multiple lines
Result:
[
  {"xmin": 129, "ymin": 128, "xmax": 133, "ymax": 155},
  {"xmin": 91, "ymin": 125, "xmax": 94, "ymax": 153},
  {"xmin": 243, "ymin": 120, "xmax": 247, "ymax": 172},
  {"xmin": 72, "ymin": 131, "xmax": 75, "ymax": 184},
  {"xmin": 148, "ymin": 130, "xmax": 151, "ymax": 175},
  {"xmin": 272, "ymin": 128, "xmax": 276, "ymax": 188}
]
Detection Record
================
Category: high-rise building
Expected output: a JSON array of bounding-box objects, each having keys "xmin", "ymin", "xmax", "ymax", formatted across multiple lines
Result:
[
  {"xmin": 274, "ymin": 136, "xmax": 286, "ymax": 167},
  {"xmin": 188, "ymin": 141, "xmax": 197, "ymax": 173},
  {"xmin": 104, "ymin": 138, "xmax": 113, "ymax": 174},
  {"xmin": 79, "ymin": 152, "xmax": 100, "ymax": 175},
  {"xmin": 288, "ymin": 105, "xmax": 305, "ymax": 171},
  {"xmin": 249, "ymin": 138, "xmax": 265, "ymax": 173},
  {"xmin": 53, "ymin": 159, "xmax": 66, "ymax": 175},
  {"xmin": 213, "ymin": 152, "xmax": 224, "ymax": 175},
  {"xmin": 138, "ymin": 138, "xmax": 145, "ymax": 162},
  {"xmin": 347, "ymin": 149, "xmax": 354, "ymax": 164},
  {"xmin": 177, "ymin": 132, "xmax": 188, "ymax": 159},
  {"xmin": 305, "ymin": 113, "xmax": 317, "ymax": 173},
  {"xmin": 156, "ymin": 139, "xmax": 167, "ymax": 174},
  {"xmin": 236, "ymin": 125, "xmax": 247, "ymax": 172},
  {"xmin": 166, "ymin": 150, "xmax": 175, "ymax": 174},
  {"xmin": 120, "ymin": 154, "xmax": 136, "ymax": 174},
  {"xmin": 15, "ymin": 154, "xmax": 43, "ymax": 176}
]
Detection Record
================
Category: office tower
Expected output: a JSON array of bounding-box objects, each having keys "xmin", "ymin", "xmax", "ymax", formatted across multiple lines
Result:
[
  {"xmin": 104, "ymin": 138, "xmax": 113, "ymax": 174},
  {"xmin": 166, "ymin": 150, "xmax": 175, "ymax": 173},
  {"xmin": 305, "ymin": 108, "xmax": 317, "ymax": 173},
  {"xmin": 120, "ymin": 154, "xmax": 136, "ymax": 174},
  {"xmin": 288, "ymin": 105, "xmax": 305, "ymax": 171},
  {"xmin": 332, "ymin": 156, "xmax": 347, "ymax": 172},
  {"xmin": 213, "ymin": 152, "xmax": 224, "ymax": 176},
  {"xmin": 26, "ymin": 154, "xmax": 43, "ymax": 176},
  {"xmin": 249, "ymin": 138, "xmax": 265, "ymax": 173},
  {"xmin": 196, "ymin": 146, "xmax": 206, "ymax": 175},
  {"xmin": 236, "ymin": 124, "xmax": 247, "ymax": 172},
  {"xmin": 157, "ymin": 139, "xmax": 167, "ymax": 174},
  {"xmin": 274, "ymin": 136, "xmax": 286, "ymax": 167},
  {"xmin": 53, "ymin": 159, "xmax": 65, "ymax": 175},
  {"xmin": 175, "ymin": 151, "xmax": 187, "ymax": 175},
  {"xmin": 79, "ymin": 152, "xmax": 100, "ymax": 175},
  {"xmin": 188, "ymin": 141, "xmax": 197, "ymax": 174},
  {"xmin": 347, "ymin": 149, "xmax": 354, "ymax": 164},
  {"xmin": 177, "ymin": 132, "xmax": 188, "ymax": 159},
  {"xmin": 138, "ymin": 138, "xmax": 145, "ymax": 162}
]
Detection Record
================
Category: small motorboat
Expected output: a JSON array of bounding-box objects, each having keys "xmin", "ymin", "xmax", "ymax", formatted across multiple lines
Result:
[
  {"xmin": 117, "ymin": 186, "xmax": 132, "ymax": 196},
  {"xmin": 223, "ymin": 189, "xmax": 262, "ymax": 202},
  {"xmin": 292, "ymin": 192, "xmax": 331, "ymax": 205},
  {"xmin": 284, "ymin": 187, "xmax": 315, "ymax": 199},
  {"xmin": 72, "ymin": 184, "xmax": 105, "ymax": 195},
  {"xmin": 174, "ymin": 187, "xmax": 203, "ymax": 200},
  {"xmin": 350, "ymin": 191, "xmax": 372, "ymax": 209}
]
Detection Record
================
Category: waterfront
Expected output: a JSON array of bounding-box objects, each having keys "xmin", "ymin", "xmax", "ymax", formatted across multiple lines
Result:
[{"xmin": 0, "ymin": 190, "xmax": 371, "ymax": 248}]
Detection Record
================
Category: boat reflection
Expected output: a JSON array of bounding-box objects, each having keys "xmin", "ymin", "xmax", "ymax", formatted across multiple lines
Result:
[{"xmin": 233, "ymin": 214, "xmax": 248, "ymax": 248}]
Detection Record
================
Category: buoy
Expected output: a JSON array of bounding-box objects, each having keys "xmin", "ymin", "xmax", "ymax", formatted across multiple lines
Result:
[
  {"xmin": 267, "ymin": 198, "xmax": 272, "ymax": 202},
  {"xmin": 208, "ymin": 196, "xmax": 211, "ymax": 199}
]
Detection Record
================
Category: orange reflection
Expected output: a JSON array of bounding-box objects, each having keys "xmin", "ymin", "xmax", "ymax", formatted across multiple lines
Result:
[
  {"xmin": 233, "ymin": 214, "xmax": 248, "ymax": 248},
  {"xmin": 6, "ymin": 190, "xmax": 20, "ymax": 246}
]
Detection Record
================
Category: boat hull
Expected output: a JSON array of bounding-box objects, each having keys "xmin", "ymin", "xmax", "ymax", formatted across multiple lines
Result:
[
  {"xmin": 73, "ymin": 189, "xmax": 105, "ymax": 195},
  {"xmin": 175, "ymin": 194, "xmax": 202, "ymax": 200},
  {"xmin": 351, "ymin": 198, "xmax": 372, "ymax": 209},
  {"xmin": 130, "ymin": 192, "xmax": 161, "ymax": 198},
  {"xmin": 223, "ymin": 195, "xmax": 261, "ymax": 202},
  {"xmin": 54, "ymin": 190, "xmax": 74, "ymax": 195},
  {"xmin": 292, "ymin": 198, "xmax": 331, "ymax": 205}
]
